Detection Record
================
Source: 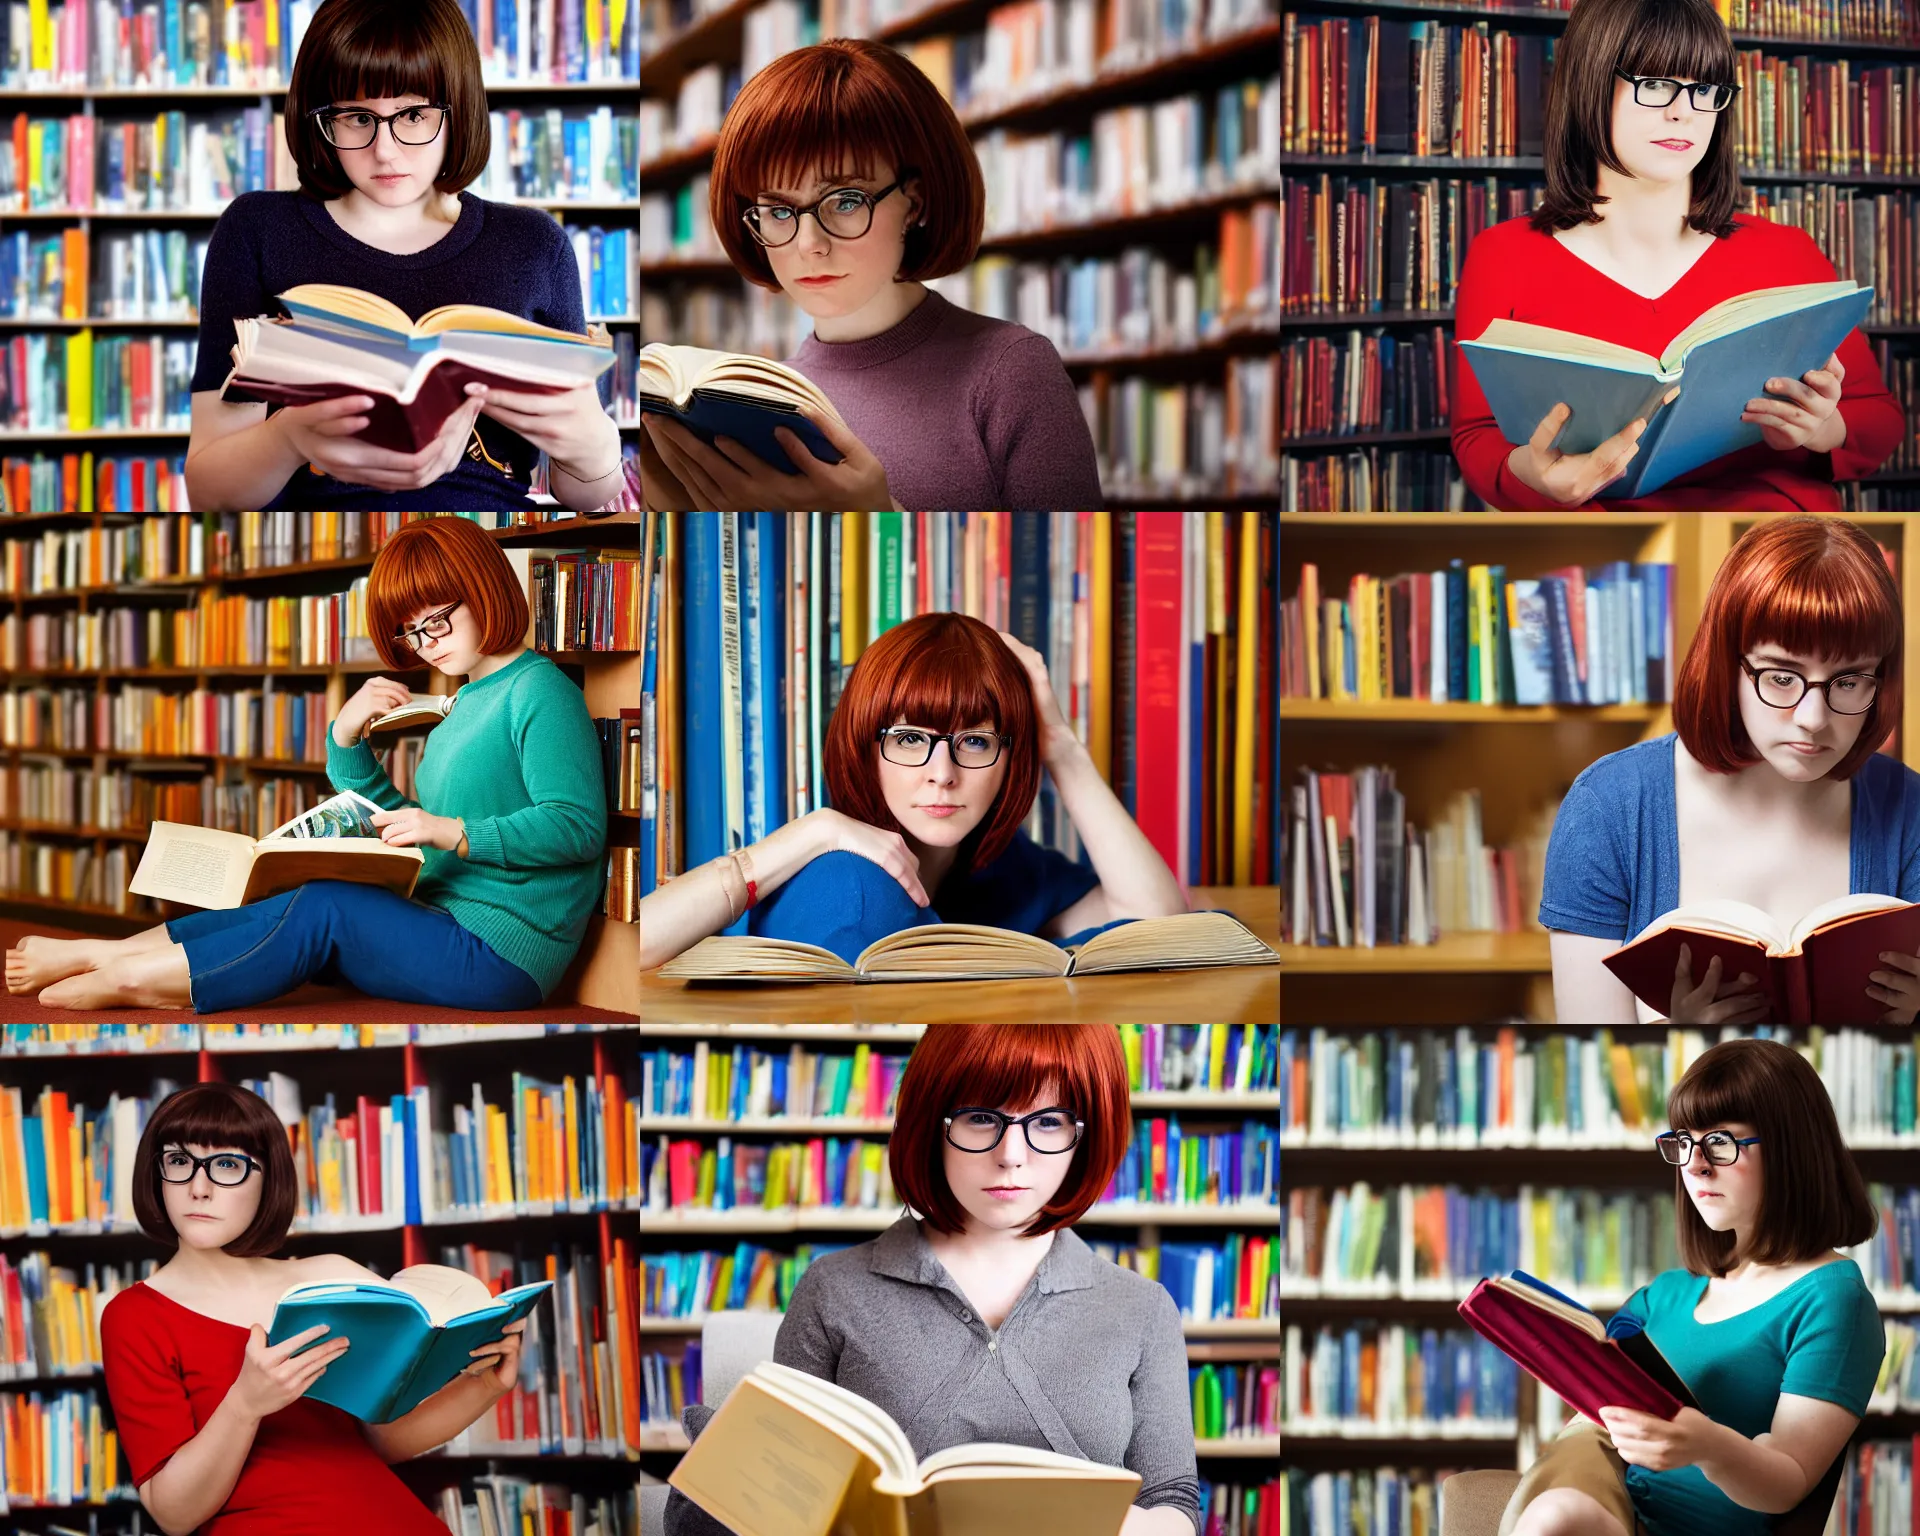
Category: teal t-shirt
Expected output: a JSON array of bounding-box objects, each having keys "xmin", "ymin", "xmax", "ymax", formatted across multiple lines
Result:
[{"xmin": 1607, "ymin": 1258, "xmax": 1884, "ymax": 1536}]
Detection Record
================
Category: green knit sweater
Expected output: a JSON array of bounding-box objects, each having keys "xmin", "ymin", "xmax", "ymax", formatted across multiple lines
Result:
[{"xmin": 326, "ymin": 649, "xmax": 609, "ymax": 999}]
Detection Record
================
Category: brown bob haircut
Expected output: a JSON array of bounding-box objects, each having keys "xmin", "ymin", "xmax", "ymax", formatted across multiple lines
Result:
[
  {"xmin": 1666, "ymin": 1038, "xmax": 1876, "ymax": 1277},
  {"xmin": 365, "ymin": 513, "xmax": 531, "ymax": 672},
  {"xmin": 1529, "ymin": 0, "xmax": 1743, "ymax": 239},
  {"xmin": 284, "ymin": 0, "xmax": 491, "ymax": 203},
  {"xmin": 888, "ymin": 1026, "xmax": 1131, "ymax": 1239},
  {"xmin": 131, "ymin": 1083, "xmax": 298, "ymax": 1258},
  {"xmin": 1673, "ymin": 515, "xmax": 1902, "ymax": 780},
  {"xmin": 823, "ymin": 611, "xmax": 1038, "ymax": 873},
  {"xmin": 709, "ymin": 38, "xmax": 986, "ymax": 293}
]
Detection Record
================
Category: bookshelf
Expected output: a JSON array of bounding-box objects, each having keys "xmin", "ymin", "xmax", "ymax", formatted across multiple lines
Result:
[
  {"xmin": 0, "ymin": 0, "xmax": 641, "ymax": 511},
  {"xmin": 638, "ymin": 1023, "xmax": 1280, "ymax": 1527},
  {"xmin": 0, "ymin": 1020, "xmax": 641, "ymax": 1533},
  {"xmin": 638, "ymin": 0, "xmax": 1280, "ymax": 507},
  {"xmin": 1280, "ymin": 0, "xmax": 1920, "ymax": 510},
  {"xmin": 1279, "ymin": 508, "xmax": 1920, "ymax": 1025},
  {"xmin": 0, "ymin": 509, "xmax": 640, "ymax": 1018}
]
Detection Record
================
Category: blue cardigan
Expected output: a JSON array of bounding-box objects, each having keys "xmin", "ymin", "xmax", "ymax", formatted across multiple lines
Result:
[{"xmin": 1538, "ymin": 732, "xmax": 1920, "ymax": 942}]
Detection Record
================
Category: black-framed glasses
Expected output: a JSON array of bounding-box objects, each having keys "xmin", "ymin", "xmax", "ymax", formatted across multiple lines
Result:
[
  {"xmin": 944, "ymin": 1107, "xmax": 1084, "ymax": 1154},
  {"xmin": 1739, "ymin": 657, "xmax": 1880, "ymax": 714},
  {"xmin": 743, "ymin": 179, "xmax": 907, "ymax": 247},
  {"xmin": 878, "ymin": 726, "xmax": 1007, "ymax": 769},
  {"xmin": 394, "ymin": 600, "xmax": 461, "ymax": 651},
  {"xmin": 1614, "ymin": 70, "xmax": 1739, "ymax": 112},
  {"xmin": 159, "ymin": 1148, "xmax": 263, "ymax": 1185},
  {"xmin": 1655, "ymin": 1131, "xmax": 1762, "ymax": 1166},
  {"xmin": 311, "ymin": 103, "xmax": 450, "ymax": 150}
]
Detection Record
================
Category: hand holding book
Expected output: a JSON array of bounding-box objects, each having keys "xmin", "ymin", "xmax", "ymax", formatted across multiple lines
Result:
[
  {"xmin": 275, "ymin": 389, "xmax": 484, "ymax": 494},
  {"xmin": 644, "ymin": 406, "xmax": 894, "ymax": 512}
]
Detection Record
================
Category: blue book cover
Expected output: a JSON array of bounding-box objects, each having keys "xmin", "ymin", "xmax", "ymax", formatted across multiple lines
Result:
[
  {"xmin": 753, "ymin": 512, "xmax": 787, "ymax": 839},
  {"xmin": 683, "ymin": 512, "xmax": 730, "ymax": 921},
  {"xmin": 267, "ymin": 1267, "xmax": 550, "ymax": 1423},
  {"xmin": 1459, "ymin": 283, "xmax": 1874, "ymax": 499},
  {"xmin": 638, "ymin": 394, "xmax": 842, "ymax": 475},
  {"xmin": 21, "ymin": 1116, "xmax": 45, "ymax": 1222},
  {"xmin": 640, "ymin": 516, "xmax": 660, "ymax": 898},
  {"xmin": 400, "ymin": 1092, "xmax": 421, "ymax": 1226},
  {"xmin": 742, "ymin": 517, "xmax": 762, "ymax": 846}
]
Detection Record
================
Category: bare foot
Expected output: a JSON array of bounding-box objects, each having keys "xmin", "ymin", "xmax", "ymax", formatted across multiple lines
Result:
[
  {"xmin": 38, "ymin": 959, "xmax": 139, "ymax": 1011},
  {"xmin": 6, "ymin": 935, "xmax": 110, "ymax": 996}
]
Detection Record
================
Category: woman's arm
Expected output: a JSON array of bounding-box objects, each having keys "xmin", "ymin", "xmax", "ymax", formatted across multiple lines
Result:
[
  {"xmin": 139, "ymin": 1388, "xmax": 262, "ymax": 1535},
  {"xmin": 639, "ymin": 811, "xmax": 829, "ymax": 970},
  {"xmin": 183, "ymin": 391, "xmax": 309, "ymax": 513},
  {"xmin": 1550, "ymin": 931, "xmax": 1642, "ymax": 1024},
  {"xmin": 1043, "ymin": 736, "xmax": 1187, "ymax": 920},
  {"xmin": 1120, "ymin": 1507, "xmax": 1197, "ymax": 1536},
  {"xmin": 361, "ymin": 1369, "xmax": 506, "ymax": 1462}
]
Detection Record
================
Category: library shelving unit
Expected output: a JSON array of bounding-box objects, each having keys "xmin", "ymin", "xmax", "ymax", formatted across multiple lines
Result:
[
  {"xmin": 0, "ymin": 1020, "xmax": 641, "ymax": 1533},
  {"xmin": 1279, "ymin": 0, "xmax": 1920, "ymax": 512},
  {"xmin": 639, "ymin": 0, "xmax": 1281, "ymax": 509},
  {"xmin": 1278, "ymin": 509, "xmax": 1920, "ymax": 1024},
  {"xmin": 637, "ymin": 1023, "xmax": 1281, "ymax": 1520},
  {"xmin": 0, "ymin": 509, "xmax": 641, "ymax": 1017}
]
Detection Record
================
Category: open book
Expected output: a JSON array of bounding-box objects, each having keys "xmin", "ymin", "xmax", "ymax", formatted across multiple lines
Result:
[
  {"xmin": 655, "ymin": 910, "xmax": 1282, "ymax": 982},
  {"xmin": 364, "ymin": 690, "xmax": 459, "ymax": 740},
  {"xmin": 1457, "ymin": 1271, "xmax": 1699, "ymax": 1424},
  {"xmin": 1458, "ymin": 280, "xmax": 1875, "ymax": 498},
  {"xmin": 640, "ymin": 342, "xmax": 847, "ymax": 474},
  {"xmin": 221, "ymin": 284, "xmax": 618, "ymax": 454},
  {"xmin": 669, "ymin": 1359, "xmax": 1142, "ymax": 1536},
  {"xmin": 126, "ymin": 789, "xmax": 424, "ymax": 910},
  {"xmin": 1602, "ymin": 893, "xmax": 1920, "ymax": 1025},
  {"xmin": 264, "ymin": 1264, "xmax": 550, "ymax": 1424}
]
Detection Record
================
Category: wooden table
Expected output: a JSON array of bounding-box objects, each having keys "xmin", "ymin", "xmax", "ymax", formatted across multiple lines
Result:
[{"xmin": 639, "ymin": 887, "xmax": 1278, "ymax": 1025}]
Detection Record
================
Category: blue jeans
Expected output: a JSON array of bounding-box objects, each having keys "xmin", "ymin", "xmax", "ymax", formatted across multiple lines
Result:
[{"xmin": 165, "ymin": 880, "xmax": 545, "ymax": 1014}]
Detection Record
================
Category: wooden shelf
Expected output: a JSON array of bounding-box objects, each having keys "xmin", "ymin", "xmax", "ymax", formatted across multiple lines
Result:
[
  {"xmin": 1278, "ymin": 930, "xmax": 1551, "ymax": 973},
  {"xmin": 1281, "ymin": 699, "xmax": 1663, "ymax": 722}
]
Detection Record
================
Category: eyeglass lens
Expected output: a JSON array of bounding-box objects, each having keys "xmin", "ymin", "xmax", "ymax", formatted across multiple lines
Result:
[
  {"xmin": 1659, "ymin": 1132, "xmax": 1739, "ymax": 1164},
  {"xmin": 748, "ymin": 189, "xmax": 877, "ymax": 245},
  {"xmin": 882, "ymin": 729, "xmax": 1001, "ymax": 768},
  {"xmin": 323, "ymin": 106, "xmax": 447, "ymax": 150},
  {"xmin": 1751, "ymin": 666, "xmax": 1878, "ymax": 713},
  {"xmin": 161, "ymin": 1150, "xmax": 253, "ymax": 1184},
  {"xmin": 949, "ymin": 1110, "xmax": 1079, "ymax": 1153},
  {"xmin": 1633, "ymin": 77, "xmax": 1734, "ymax": 110},
  {"xmin": 399, "ymin": 610, "xmax": 455, "ymax": 649}
]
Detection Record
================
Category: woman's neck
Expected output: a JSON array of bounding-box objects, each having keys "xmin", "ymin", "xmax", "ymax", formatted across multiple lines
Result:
[
  {"xmin": 161, "ymin": 1245, "xmax": 262, "ymax": 1290},
  {"xmin": 811, "ymin": 280, "xmax": 929, "ymax": 344},
  {"xmin": 1578, "ymin": 169, "xmax": 1700, "ymax": 257},
  {"xmin": 330, "ymin": 187, "xmax": 460, "ymax": 243},
  {"xmin": 1680, "ymin": 737, "xmax": 1846, "ymax": 818},
  {"xmin": 467, "ymin": 646, "xmax": 527, "ymax": 683},
  {"xmin": 926, "ymin": 1221, "xmax": 1055, "ymax": 1272}
]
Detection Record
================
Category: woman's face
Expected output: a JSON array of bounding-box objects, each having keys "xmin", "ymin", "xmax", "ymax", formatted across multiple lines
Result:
[
  {"xmin": 940, "ymin": 1083, "xmax": 1078, "ymax": 1236},
  {"xmin": 1608, "ymin": 70, "xmax": 1716, "ymax": 186},
  {"xmin": 751, "ymin": 160, "xmax": 924, "ymax": 323},
  {"xmin": 323, "ymin": 92, "xmax": 450, "ymax": 208},
  {"xmin": 160, "ymin": 1142, "xmax": 263, "ymax": 1250},
  {"xmin": 1670, "ymin": 1118, "xmax": 1761, "ymax": 1244},
  {"xmin": 398, "ymin": 598, "xmax": 487, "ymax": 675},
  {"xmin": 876, "ymin": 715, "xmax": 1008, "ymax": 851},
  {"xmin": 1736, "ymin": 643, "xmax": 1882, "ymax": 781}
]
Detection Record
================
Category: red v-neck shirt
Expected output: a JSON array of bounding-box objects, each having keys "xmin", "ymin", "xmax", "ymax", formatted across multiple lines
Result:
[
  {"xmin": 100, "ymin": 1281, "xmax": 448, "ymax": 1535},
  {"xmin": 1449, "ymin": 212, "xmax": 1907, "ymax": 509}
]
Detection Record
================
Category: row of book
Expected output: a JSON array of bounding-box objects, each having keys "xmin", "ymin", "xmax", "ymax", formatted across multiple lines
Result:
[
  {"xmin": 0, "ymin": 329, "xmax": 195, "ymax": 434},
  {"xmin": 0, "ymin": 1065, "xmax": 639, "ymax": 1234},
  {"xmin": 1284, "ymin": 558, "xmax": 1679, "ymax": 707},
  {"xmin": 1283, "ymin": 174, "xmax": 1918, "ymax": 338},
  {"xmin": 1285, "ymin": 12, "xmax": 1920, "ymax": 177},
  {"xmin": 434, "ymin": 1477, "xmax": 638, "ymax": 1536},
  {"xmin": 0, "ymin": 0, "xmax": 641, "ymax": 90},
  {"xmin": 641, "ymin": 513, "xmax": 1281, "ymax": 909},
  {"xmin": 1279, "ymin": 1023, "xmax": 1917, "ymax": 1150},
  {"xmin": 1288, "ymin": 772, "xmax": 1555, "ymax": 946},
  {"xmin": 0, "ymin": 1021, "xmax": 623, "ymax": 1051},
  {"xmin": 0, "ymin": 450, "xmax": 188, "ymax": 514},
  {"xmin": 1281, "ymin": 326, "xmax": 1451, "ymax": 440},
  {"xmin": 0, "ymin": 828, "xmax": 132, "ymax": 910},
  {"xmin": 1084, "ymin": 356, "xmax": 1279, "ymax": 496},
  {"xmin": 0, "ymin": 105, "xmax": 641, "ymax": 214},
  {"xmin": 1284, "ymin": 1320, "xmax": 1519, "ymax": 1435},
  {"xmin": 639, "ymin": 0, "xmax": 1261, "ymax": 50}
]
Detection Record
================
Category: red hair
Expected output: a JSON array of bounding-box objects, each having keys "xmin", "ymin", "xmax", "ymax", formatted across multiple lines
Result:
[
  {"xmin": 708, "ymin": 38, "xmax": 985, "ymax": 293},
  {"xmin": 1673, "ymin": 515, "xmax": 1902, "ymax": 779},
  {"xmin": 823, "ymin": 611, "xmax": 1038, "ymax": 872},
  {"xmin": 887, "ymin": 1026, "xmax": 1132, "ymax": 1238}
]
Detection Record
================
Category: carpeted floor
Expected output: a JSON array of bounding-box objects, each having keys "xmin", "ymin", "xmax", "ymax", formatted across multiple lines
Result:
[{"xmin": 0, "ymin": 918, "xmax": 637, "ymax": 1024}]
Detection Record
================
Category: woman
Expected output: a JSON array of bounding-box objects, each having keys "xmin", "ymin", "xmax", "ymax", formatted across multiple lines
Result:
[
  {"xmin": 1449, "ymin": 0, "xmax": 1904, "ymax": 510},
  {"xmin": 1500, "ymin": 1039, "xmax": 1882, "ymax": 1536},
  {"xmin": 663, "ymin": 1025, "xmax": 1202, "ymax": 1536},
  {"xmin": 100, "ymin": 1082, "xmax": 527, "ymax": 1535},
  {"xmin": 3, "ymin": 515, "xmax": 608, "ymax": 1012},
  {"xmin": 637, "ymin": 611, "xmax": 1186, "ymax": 971},
  {"xmin": 639, "ymin": 38, "xmax": 1105, "ymax": 513},
  {"xmin": 1541, "ymin": 515, "xmax": 1920, "ymax": 1025},
  {"xmin": 184, "ymin": 0, "xmax": 625, "ymax": 512}
]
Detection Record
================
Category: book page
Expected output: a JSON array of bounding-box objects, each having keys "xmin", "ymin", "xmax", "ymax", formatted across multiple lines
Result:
[
  {"xmin": 1664, "ymin": 281, "xmax": 1863, "ymax": 368},
  {"xmin": 1629, "ymin": 899, "xmax": 1785, "ymax": 954},
  {"xmin": 126, "ymin": 822, "xmax": 256, "ymax": 908},
  {"xmin": 668, "ymin": 1375, "xmax": 877, "ymax": 1536},
  {"xmin": 262, "ymin": 789, "xmax": 386, "ymax": 842},
  {"xmin": 1488, "ymin": 1276, "xmax": 1605, "ymax": 1339},
  {"xmin": 755, "ymin": 1361, "xmax": 917, "ymax": 1480},
  {"xmin": 857, "ymin": 924, "xmax": 1067, "ymax": 978},
  {"xmin": 367, "ymin": 693, "xmax": 457, "ymax": 734},
  {"xmin": 1790, "ymin": 892, "xmax": 1909, "ymax": 949}
]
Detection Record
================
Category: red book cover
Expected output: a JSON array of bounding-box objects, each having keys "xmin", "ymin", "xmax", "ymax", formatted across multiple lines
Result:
[
  {"xmin": 1149, "ymin": 1117, "xmax": 1167, "ymax": 1203},
  {"xmin": 45, "ymin": 1091, "xmax": 71, "ymax": 1224},
  {"xmin": 355, "ymin": 1095, "xmax": 380, "ymax": 1216},
  {"xmin": 1133, "ymin": 513, "xmax": 1184, "ymax": 881}
]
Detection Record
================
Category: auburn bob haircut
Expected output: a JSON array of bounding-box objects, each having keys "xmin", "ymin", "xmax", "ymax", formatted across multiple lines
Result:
[
  {"xmin": 1673, "ymin": 515, "xmax": 1902, "ymax": 779},
  {"xmin": 823, "ymin": 611, "xmax": 1038, "ymax": 873},
  {"xmin": 365, "ymin": 514, "xmax": 531, "ymax": 672},
  {"xmin": 1529, "ymin": 0, "xmax": 1742, "ymax": 239},
  {"xmin": 131, "ymin": 1083, "xmax": 298, "ymax": 1258},
  {"xmin": 1666, "ymin": 1039, "xmax": 1876, "ymax": 1277},
  {"xmin": 888, "ymin": 1026, "xmax": 1131, "ymax": 1239},
  {"xmin": 284, "ymin": 0, "xmax": 492, "ymax": 203},
  {"xmin": 709, "ymin": 38, "xmax": 986, "ymax": 293}
]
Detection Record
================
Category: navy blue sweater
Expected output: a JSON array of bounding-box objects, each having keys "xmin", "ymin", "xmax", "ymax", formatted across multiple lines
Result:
[{"xmin": 192, "ymin": 189, "xmax": 614, "ymax": 510}]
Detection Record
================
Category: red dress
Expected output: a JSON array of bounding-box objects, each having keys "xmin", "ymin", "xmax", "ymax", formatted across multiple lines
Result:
[
  {"xmin": 1450, "ymin": 211, "xmax": 1908, "ymax": 509},
  {"xmin": 100, "ymin": 1281, "xmax": 450, "ymax": 1535}
]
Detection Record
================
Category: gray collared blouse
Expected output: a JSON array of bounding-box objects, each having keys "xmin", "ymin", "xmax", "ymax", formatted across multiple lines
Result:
[{"xmin": 662, "ymin": 1214, "xmax": 1203, "ymax": 1536}]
